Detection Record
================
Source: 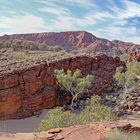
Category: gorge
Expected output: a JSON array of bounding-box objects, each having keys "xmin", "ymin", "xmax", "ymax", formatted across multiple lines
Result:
[{"xmin": 0, "ymin": 54, "xmax": 124, "ymax": 120}]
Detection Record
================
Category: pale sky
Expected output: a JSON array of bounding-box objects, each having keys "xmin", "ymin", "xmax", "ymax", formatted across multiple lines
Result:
[{"xmin": 0, "ymin": 0, "xmax": 140, "ymax": 44}]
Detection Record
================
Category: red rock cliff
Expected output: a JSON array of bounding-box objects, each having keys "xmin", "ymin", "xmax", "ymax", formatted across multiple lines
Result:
[{"xmin": 0, "ymin": 55, "xmax": 125, "ymax": 120}]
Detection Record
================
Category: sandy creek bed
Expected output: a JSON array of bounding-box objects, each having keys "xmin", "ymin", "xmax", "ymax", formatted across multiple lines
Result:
[{"xmin": 0, "ymin": 109, "xmax": 48, "ymax": 133}]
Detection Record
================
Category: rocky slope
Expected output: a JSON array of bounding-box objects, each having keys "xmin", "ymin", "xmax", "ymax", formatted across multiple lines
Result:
[
  {"xmin": 0, "ymin": 54, "xmax": 124, "ymax": 120},
  {"xmin": 0, "ymin": 31, "xmax": 140, "ymax": 54}
]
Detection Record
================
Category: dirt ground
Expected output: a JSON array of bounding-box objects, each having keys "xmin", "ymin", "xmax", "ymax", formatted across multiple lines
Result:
[{"xmin": 0, "ymin": 109, "xmax": 48, "ymax": 133}]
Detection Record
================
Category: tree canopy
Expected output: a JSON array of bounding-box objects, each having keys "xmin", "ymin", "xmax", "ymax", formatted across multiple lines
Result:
[
  {"xmin": 55, "ymin": 69, "xmax": 93, "ymax": 109},
  {"xmin": 114, "ymin": 61, "xmax": 140, "ymax": 92}
]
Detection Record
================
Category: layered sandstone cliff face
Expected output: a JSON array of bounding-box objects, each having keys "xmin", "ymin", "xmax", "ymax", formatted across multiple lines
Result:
[
  {"xmin": 0, "ymin": 55, "xmax": 125, "ymax": 120},
  {"xmin": 0, "ymin": 31, "xmax": 140, "ymax": 54}
]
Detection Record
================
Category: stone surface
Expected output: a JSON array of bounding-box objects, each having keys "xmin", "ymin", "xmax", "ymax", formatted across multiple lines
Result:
[
  {"xmin": 39, "ymin": 132, "xmax": 55, "ymax": 139},
  {"xmin": 122, "ymin": 92, "xmax": 140, "ymax": 112},
  {"xmin": 48, "ymin": 128, "xmax": 62, "ymax": 134},
  {"xmin": 0, "ymin": 55, "xmax": 125, "ymax": 120}
]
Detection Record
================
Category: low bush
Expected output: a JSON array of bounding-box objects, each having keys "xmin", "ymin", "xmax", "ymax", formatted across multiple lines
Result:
[
  {"xmin": 120, "ymin": 53, "xmax": 129, "ymax": 63},
  {"xmin": 79, "ymin": 96, "xmax": 117, "ymax": 124},
  {"xmin": 38, "ymin": 96, "xmax": 116, "ymax": 131},
  {"xmin": 105, "ymin": 130, "xmax": 140, "ymax": 140},
  {"xmin": 38, "ymin": 108, "xmax": 79, "ymax": 131}
]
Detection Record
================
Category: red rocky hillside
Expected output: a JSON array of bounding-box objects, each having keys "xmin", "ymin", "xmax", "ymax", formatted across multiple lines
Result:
[{"xmin": 0, "ymin": 31, "xmax": 140, "ymax": 54}]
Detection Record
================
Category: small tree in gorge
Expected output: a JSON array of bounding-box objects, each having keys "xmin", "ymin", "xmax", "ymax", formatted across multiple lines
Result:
[
  {"xmin": 114, "ymin": 61, "xmax": 140, "ymax": 93},
  {"xmin": 55, "ymin": 69, "xmax": 93, "ymax": 109},
  {"xmin": 114, "ymin": 61, "xmax": 140, "ymax": 110}
]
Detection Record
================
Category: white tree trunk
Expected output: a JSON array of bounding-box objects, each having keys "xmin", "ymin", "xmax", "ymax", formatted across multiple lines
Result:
[{"xmin": 70, "ymin": 93, "xmax": 80, "ymax": 110}]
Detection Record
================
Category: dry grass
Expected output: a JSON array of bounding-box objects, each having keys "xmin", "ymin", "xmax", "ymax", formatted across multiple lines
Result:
[
  {"xmin": 0, "ymin": 49, "xmax": 96, "ymax": 74},
  {"xmin": 105, "ymin": 130, "xmax": 140, "ymax": 140}
]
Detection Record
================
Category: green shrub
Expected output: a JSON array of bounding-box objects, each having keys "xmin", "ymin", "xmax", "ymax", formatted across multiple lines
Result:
[
  {"xmin": 120, "ymin": 53, "xmax": 129, "ymax": 62},
  {"xmin": 114, "ymin": 61, "xmax": 140, "ymax": 111},
  {"xmin": 114, "ymin": 61, "xmax": 140, "ymax": 93},
  {"xmin": 79, "ymin": 96, "xmax": 117, "ymax": 123},
  {"xmin": 38, "ymin": 108, "xmax": 79, "ymax": 131},
  {"xmin": 39, "ymin": 96, "xmax": 116, "ymax": 131},
  {"xmin": 29, "ymin": 44, "xmax": 39, "ymax": 50},
  {"xmin": 0, "ymin": 39, "xmax": 64, "ymax": 52},
  {"xmin": 105, "ymin": 130, "xmax": 140, "ymax": 140}
]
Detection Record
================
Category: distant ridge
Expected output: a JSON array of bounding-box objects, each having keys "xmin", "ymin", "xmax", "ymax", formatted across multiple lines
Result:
[{"xmin": 0, "ymin": 31, "xmax": 140, "ymax": 54}]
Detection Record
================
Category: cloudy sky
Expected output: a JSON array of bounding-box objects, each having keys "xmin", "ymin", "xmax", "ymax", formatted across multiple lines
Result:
[{"xmin": 0, "ymin": 0, "xmax": 140, "ymax": 43}]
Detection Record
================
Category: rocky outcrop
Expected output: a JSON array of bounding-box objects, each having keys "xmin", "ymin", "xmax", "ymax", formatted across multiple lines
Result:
[
  {"xmin": 112, "ymin": 40, "xmax": 140, "ymax": 54},
  {"xmin": 0, "ymin": 31, "xmax": 140, "ymax": 54},
  {"xmin": 128, "ymin": 51, "xmax": 140, "ymax": 62},
  {"xmin": 0, "ymin": 55, "xmax": 124, "ymax": 120},
  {"xmin": 35, "ymin": 122, "xmax": 140, "ymax": 140}
]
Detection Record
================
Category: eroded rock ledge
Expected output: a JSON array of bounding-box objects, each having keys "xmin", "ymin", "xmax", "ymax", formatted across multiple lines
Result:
[{"xmin": 0, "ymin": 55, "xmax": 125, "ymax": 120}]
